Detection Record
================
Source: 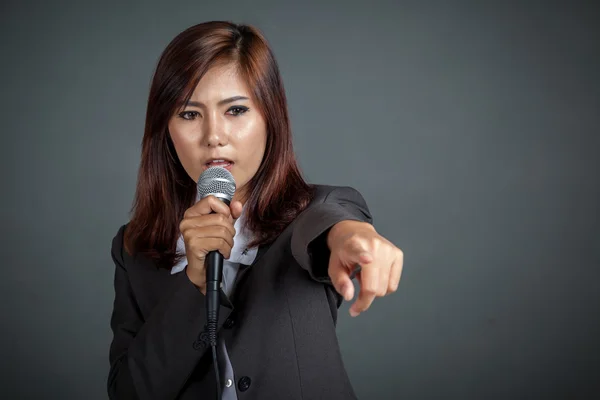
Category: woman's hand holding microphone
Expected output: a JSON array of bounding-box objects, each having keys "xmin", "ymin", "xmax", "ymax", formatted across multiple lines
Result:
[{"xmin": 179, "ymin": 195, "xmax": 244, "ymax": 295}]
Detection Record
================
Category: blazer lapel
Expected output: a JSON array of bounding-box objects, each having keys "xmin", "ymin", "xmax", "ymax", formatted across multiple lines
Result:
[{"xmin": 229, "ymin": 240, "xmax": 274, "ymax": 302}]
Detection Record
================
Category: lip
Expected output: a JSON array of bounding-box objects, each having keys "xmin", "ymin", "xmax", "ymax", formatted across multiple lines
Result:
[{"xmin": 203, "ymin": 158, "xmax": 234, "ymax": 171}]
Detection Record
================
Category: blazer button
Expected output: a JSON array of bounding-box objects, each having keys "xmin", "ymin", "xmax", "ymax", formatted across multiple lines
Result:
[
  {"xmin": 238, "ymin": 376, "xmax": 251, "ymax": 392},
  {"xmin": 223, "ymin": 317, "xmax": 235, "ymax": 329},
  {"xmin": 192, "ymin": 339, "xmax": 205, "ymax": 350}
]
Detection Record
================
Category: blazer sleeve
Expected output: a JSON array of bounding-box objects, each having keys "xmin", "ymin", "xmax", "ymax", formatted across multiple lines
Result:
[
  {"xmin": 290, "ymin": 186, "xmax": 373, "ymax": 284},
  {"xmin": 107, "ymin": 225, "xmax": 231, "ymax": 400}
]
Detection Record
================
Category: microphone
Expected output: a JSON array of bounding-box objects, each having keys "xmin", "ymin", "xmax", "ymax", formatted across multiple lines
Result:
[{"xmin": 196, "ymin": 166, "xmax": 236, "ymax": 400}]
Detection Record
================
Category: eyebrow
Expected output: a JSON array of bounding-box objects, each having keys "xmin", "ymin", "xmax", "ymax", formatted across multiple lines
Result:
[{"xmin": 185, "ymin": 95, "xmax": 250, "ymax": 108}]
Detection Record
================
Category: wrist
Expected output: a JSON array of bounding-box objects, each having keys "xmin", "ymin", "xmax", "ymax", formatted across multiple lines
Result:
[{"xmin": 327, "ymin": 220, "xmax": 374, "ymax": 250}]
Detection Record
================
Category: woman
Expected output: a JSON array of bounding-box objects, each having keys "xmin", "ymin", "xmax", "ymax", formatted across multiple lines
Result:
[{"xmin": 108, "ymin": 21, "xmax": 404, "ymax": 400}]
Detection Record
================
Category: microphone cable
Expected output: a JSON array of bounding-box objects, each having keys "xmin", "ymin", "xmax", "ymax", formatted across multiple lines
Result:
[{"xmin": 210, "ymin": 344, "xmax": 221, "ymax": 400}]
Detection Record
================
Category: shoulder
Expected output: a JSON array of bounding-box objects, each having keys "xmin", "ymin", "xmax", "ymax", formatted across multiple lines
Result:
[
  {"xmin": 309, "ymin": 184, "xmax": 367, "ymax": 205},
  {"xmin": 110, "ymin": 223, "xmax": 130, "ymax": 268},
  {"xmin": 302, "ymin": 184, "xmax": 372, "ymax": 223}
]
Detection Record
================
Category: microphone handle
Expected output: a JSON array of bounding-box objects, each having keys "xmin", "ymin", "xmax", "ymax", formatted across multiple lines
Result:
[
  {"xmin": 206, "ymin": 250, "xmax": 223, "ymax": 333},
  {"xmin": 206, "ymin": 250, "xmax": 224, "ymax": 291},
  {"xmin": 204, "ymin": 199, "xmax": 229, "ymax": 330},
  {"xmin": 206, "ymin": 250, "xmax": 223, "ymax": 399}
]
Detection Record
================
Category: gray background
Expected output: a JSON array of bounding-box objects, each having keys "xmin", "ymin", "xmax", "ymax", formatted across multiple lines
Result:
[{"xmin": 1, "ymin": 1, "xmax": 598, "ymax": 399}]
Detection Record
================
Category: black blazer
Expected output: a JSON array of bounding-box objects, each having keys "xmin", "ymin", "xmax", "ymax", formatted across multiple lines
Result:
[{"xmin": 107, "ymin": 185, "xmax": 373, "ymax": 400}]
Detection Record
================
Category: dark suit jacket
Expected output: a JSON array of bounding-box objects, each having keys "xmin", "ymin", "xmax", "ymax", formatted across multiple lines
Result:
[{"xmin": 107, "ymin": 185, "xmax": 373, "ymax": 400}]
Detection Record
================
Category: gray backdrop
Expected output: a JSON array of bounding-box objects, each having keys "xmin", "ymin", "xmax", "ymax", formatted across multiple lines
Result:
[{"xmin": 1, "ymin": 1, "xmax": 598, "ymax": 399}]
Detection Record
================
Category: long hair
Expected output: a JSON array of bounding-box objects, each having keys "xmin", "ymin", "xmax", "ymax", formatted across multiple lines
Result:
[{"xmin": 124, "ymin": 21, "xmax": 314, "ymax": 268}]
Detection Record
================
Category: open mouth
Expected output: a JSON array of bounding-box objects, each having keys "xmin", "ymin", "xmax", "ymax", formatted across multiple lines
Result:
[{"xmin": 205, "ymin": 159, "xmax": 234, "ymax": 170}]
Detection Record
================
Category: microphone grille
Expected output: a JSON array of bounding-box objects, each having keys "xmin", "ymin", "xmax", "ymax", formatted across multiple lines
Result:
[{"xmin": 197, "ymin": 166, "xmax": 236, "ymax": 202}]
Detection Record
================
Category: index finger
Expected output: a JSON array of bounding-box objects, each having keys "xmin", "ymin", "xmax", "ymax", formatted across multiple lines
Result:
[{"xmin": 184, "ymin": 195, "xmax": 232, "ymax": 219}]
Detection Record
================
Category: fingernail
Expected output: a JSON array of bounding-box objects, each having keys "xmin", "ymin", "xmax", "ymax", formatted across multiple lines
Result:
[
  {"xmin": 339, "ymin": 283, "xmax": 349, "ymax": 300},
  {"xmin": 344, "ymin": 285, "xmax": 354, "ymax": 301},
  {"xmin": 349, "ymin": 308, "xmax": 359, "ymax": 317}
]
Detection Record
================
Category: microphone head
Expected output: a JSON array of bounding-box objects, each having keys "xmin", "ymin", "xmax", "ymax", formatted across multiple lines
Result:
[{"xmin": 197, "ymin": 166, "xmax": 236, "ymax": 204}]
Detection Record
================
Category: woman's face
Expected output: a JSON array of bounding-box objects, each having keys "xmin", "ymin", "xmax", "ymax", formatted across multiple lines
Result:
[{"xmin": 168, "ymin": 63, "xmax": 267, "ymax": 203}]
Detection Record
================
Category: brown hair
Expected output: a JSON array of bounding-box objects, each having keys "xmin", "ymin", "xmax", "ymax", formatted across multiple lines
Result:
[{"xmin": 124, "ymin": 21, "xmax": 314, "ymax": 268}]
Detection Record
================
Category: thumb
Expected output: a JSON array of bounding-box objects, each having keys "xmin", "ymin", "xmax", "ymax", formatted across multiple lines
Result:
[
  {"xmin": 230, "ymin": 200, "xmax": 243, "ymax": 219},
  {"xmin": 328, "ymin": 256, "xmax": 355, "ymax": 302}
]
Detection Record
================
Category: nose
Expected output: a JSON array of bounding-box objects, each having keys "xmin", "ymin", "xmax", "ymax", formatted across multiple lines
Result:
[{"xmin": 204, "ymin": 112, "xmax": 228, "ymax": 147}]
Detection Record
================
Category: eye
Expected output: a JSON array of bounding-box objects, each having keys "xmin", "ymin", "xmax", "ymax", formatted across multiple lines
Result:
[
  {"xmin": 227, "ymin": 106, "xmax": 249, "ymax": 116},
  {"xmin": 178, "ymin": 111, "xmax": 200, "ymax": 120}
]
